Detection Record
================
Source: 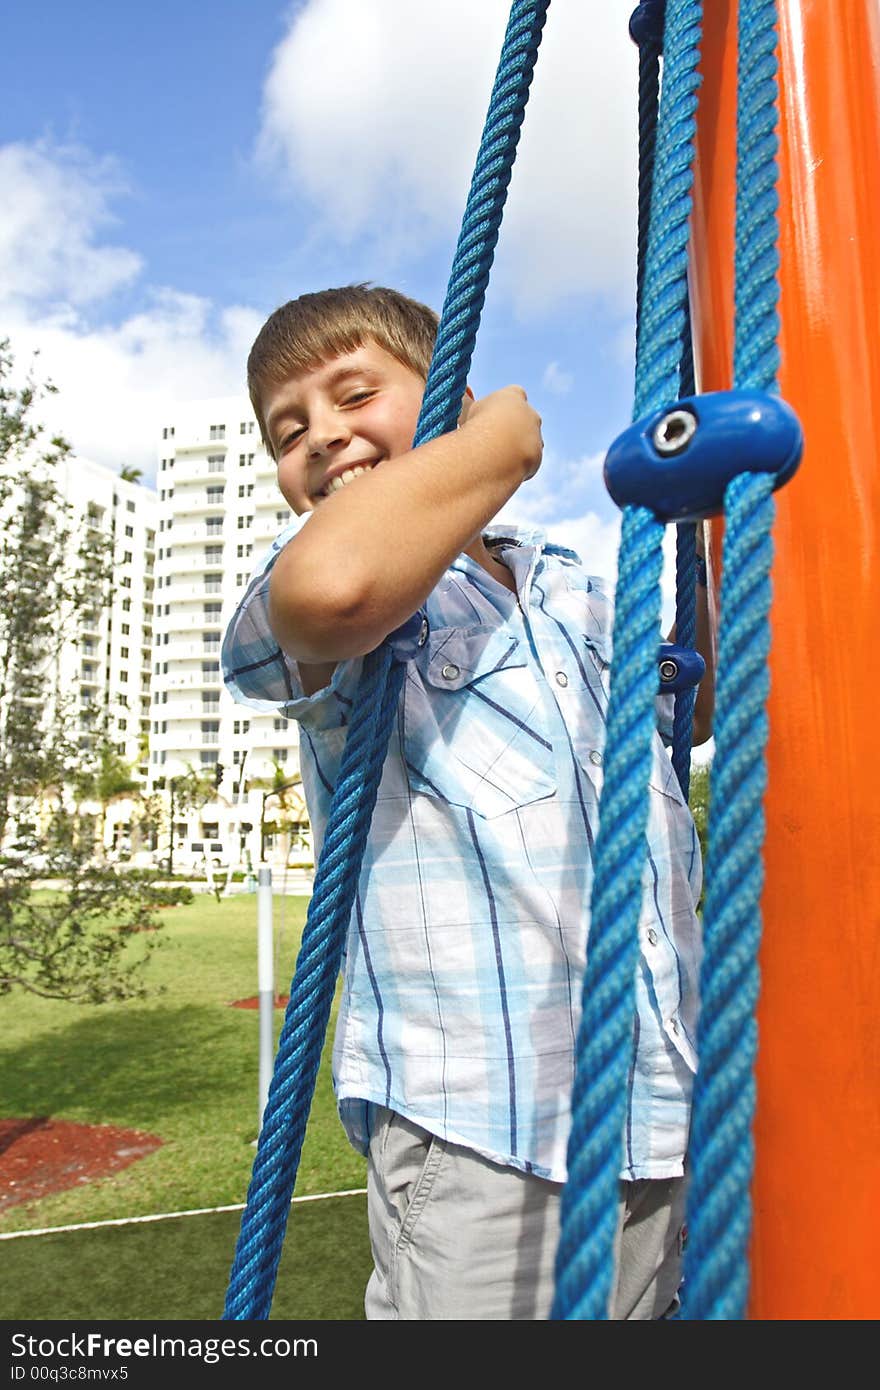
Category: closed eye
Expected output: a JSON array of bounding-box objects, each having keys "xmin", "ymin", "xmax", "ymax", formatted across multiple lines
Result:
[{"xmin": 277, "ymin": 426, "xmax": 305, "ymax": 452}]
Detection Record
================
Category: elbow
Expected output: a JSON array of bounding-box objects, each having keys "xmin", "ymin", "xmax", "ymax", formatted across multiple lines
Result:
[{"xmin": 267, "ymin": 550, "xmax": 383, "ymax": 663}]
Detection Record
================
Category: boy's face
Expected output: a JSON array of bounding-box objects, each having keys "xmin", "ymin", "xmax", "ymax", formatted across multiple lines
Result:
[{"xmin": 262, "ymin": 340, "xmax": 426, "ymax": 515}]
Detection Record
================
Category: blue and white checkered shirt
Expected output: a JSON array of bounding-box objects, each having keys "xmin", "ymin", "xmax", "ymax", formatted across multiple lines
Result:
[{"xmin": 223, "ymin": 523, "xmax": 702, "ymax": 1182}]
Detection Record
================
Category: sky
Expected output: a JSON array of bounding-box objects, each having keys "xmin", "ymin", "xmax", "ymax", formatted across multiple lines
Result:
[{"xmin": 1, "ymin": 0, "xmax": 684, "ymax": 600}]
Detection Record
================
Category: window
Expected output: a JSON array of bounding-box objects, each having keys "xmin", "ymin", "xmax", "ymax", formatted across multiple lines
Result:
[
  {"xmin": 233, "ymin": 719, "xmax": 250, "ymax": 735},
  {"xmin": 208, "ymin": 455, "xmax": 225, "ymax": 473},
  {"xmin": 162, "ymin": 426, "xmax": 175, "ymax": 440},
  {"xmin": 123, "ymin": 551, "xmax": 132, "ymax": 564},
  {"xmin": 202, "ymin": 696, "xmax": 220, "ymax": 712},
  {"xmin": 203, "ymin": 603, "xmax": 222, "ymax": 620},
  {"xmin": 120, "ymin": 647, "xmax": 129, "ymax": 659},
  {"xmin": 237, "ymin": 516, "xmax": 252, "ymax": 529},
  {"xmin": 276, "ymin": 511, "xmax": 289, "ymax": 525},
  {"xmin": 204, "ymin": 576, "xmax": 222, "ymax": 594},
  {"xmin": 209, "ymin": 424, "xmax": 226, "ymax": 440},
  {"xmin": 125, "ymin": 525, "xmax": 134, "ymax": 537},
  {"xmin": 236, "ymin": 543, "xmax": 255, "ymax": 558},
  {"xmin": 121, "ymin": 623, "xmax": 130, "ymax": 635},
  {"xmin": 119, "ymin": 669, "xmax": 129, "ymax": 683},
  {"xmin": 120, "ymin": 576, "xmax": 131, "ymax": 589},
  {"xmin": 118, "ymin": 718, "xmax": 127, "ymax": 732},
  {"xmin": 273, "ymin": 748, "xmax": 289, "ymax": 763},
  {"xmin": 203, "ymin": 634, "xmax": 220, "ymax": 651},
  {"xmin": 206, "ymin": 486, "xmax": 225, "ymax": 503},
  {"xmin": 122, "ymin": 598, "xmax": 132, "ymax": 612},
  {"xmin": 273, "ymin": 717, "xmax": 289, "ymax": 730},
  {"xmin": 200, "ymin": 750, "xmax": 219, "ymax": 766},
  {"xmin": 127, "ymin": 500, "xmax": 136, "ymax": 513},
  {"xmin": 206, "ymin": 518, "xmax": 223, "ymax": 536},
  {"xmin": 240, "ymin": 421, "xmax": 254, "ymax": 435},
  {"xmin": 236, "ymin": 572, "xmax": 248, "ymax": 586},
  {"xmin": 205, "ymin": 545, "xmax": 223, "ymax": 563}
]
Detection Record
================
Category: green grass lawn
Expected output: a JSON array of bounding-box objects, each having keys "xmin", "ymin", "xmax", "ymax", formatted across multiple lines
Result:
[{"xmin": 0, "ymin": 893, "xmax": 371, "ymax": 1319}]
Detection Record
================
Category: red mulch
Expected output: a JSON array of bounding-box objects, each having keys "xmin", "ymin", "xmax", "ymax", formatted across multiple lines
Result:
[
  {"xmin": 228, "ymin": 995, "xmax": 289, "ymax": 1009},
  {"xmin": 0, "ymin": 1117, "xmax": 163, "ymax": 1213}
]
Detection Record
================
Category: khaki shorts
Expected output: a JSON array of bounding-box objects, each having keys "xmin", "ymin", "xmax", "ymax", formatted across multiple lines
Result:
[{"xmin": 365, "ymin": 1106, "xmax": 686, "ymax": 1321}]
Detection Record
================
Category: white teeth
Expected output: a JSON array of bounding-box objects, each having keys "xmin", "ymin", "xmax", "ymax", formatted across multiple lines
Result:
[{"xmin": 324, "ymin": 464, "xmax": 374, "ymax": 496}]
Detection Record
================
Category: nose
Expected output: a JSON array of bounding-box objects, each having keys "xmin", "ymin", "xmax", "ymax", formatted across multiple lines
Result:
[{"xmin": 307, "ymin": 407, "xmax": 351, "ymax": 460}]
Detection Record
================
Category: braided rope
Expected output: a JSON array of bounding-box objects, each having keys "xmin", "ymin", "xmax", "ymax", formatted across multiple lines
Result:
[
  {"xmin": 552, "ymin": 0, "xmax": 703, "ymax": 1320},
  {"xmin": 224, "ymin": 649, "xmax": 402, "ymax": 1319},
  {"xmin": 681, "ymin": 0, "xmax": 781, "ymax": 1321},
  {"xmin": 222, "ymin": 0, "xmax": 550, "ymax": 1321}
]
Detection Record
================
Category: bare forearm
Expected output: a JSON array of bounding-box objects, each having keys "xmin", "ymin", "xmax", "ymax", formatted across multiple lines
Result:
[{"xmin": 269, "ymin": 391, "xmax": 540, "ymax": 663}]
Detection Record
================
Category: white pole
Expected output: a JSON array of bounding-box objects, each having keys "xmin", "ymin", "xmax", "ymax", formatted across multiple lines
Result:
[{"xmin": 257, "ymin": 866, "xmax": 274, "ymax": 1134}]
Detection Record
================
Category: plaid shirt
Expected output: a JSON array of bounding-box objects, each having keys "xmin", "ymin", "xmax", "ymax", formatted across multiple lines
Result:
[{"xmin": 223, "ymin": 523, "xmax": 702, "ymax": 1182}]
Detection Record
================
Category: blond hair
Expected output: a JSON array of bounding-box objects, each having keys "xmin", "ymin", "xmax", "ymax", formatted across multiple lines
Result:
[{"xmin": 247, "ymin": 284, "xmax": 439, "ymax": 454}]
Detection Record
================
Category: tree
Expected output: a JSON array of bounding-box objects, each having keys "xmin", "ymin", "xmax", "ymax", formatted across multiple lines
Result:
[
  {"xmin": 0, "ymin": 342, "xmax": 163, "ymax": 1002},
  {"xmin": 73, "ymin": 729, "xmax": 142, "ymax": 855},
  {"xmin": 118, "ymin": 465, "xmax": 142, "ymax": 483}
]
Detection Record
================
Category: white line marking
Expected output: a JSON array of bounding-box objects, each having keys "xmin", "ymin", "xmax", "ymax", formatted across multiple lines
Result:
[{"xmin": 0, "ymin": 1188, "xmax": 368, "ymax": 1240}]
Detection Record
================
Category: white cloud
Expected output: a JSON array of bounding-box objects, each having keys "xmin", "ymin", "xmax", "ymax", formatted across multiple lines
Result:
[
  {"xmin": 0, "ymin": 140, "xmax": 261, "ymax": 477},
  {"xmin": 541, "ymin": 361, "xmax": 574, "ymax": 396},
  {"xmin": 5, "ymin": 295, "xmax": 262, "ymax": 478},
  {"xmin": 0, "ymin": 142, "xmax": 142, "ymax": 311},
  {"xmin": 258, "ymin": 0, "xmax": 639, "ymax": 313}
]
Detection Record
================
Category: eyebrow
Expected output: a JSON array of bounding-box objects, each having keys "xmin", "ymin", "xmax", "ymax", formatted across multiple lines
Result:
[{"xmin": 266, "ymin": 363, "xmax": 380, "ymax": 442}]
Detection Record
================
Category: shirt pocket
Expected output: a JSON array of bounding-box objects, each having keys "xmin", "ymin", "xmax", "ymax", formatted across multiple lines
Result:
[{"xmin": 403, "ymin": 624, "xmax": 556, "ymax": 818}]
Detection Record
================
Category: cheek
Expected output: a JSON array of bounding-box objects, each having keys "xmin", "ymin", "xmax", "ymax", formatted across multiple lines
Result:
[{"xmin": 277, "ymin": 459, "xmax": 309, "ymax": 513}]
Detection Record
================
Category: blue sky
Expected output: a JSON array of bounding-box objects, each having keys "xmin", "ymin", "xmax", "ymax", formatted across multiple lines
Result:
[{"xmin": 2, "ymin": 0, "xmax": 662, "ymax": 581}]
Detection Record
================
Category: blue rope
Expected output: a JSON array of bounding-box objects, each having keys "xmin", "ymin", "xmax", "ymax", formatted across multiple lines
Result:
[
  {"xmin": 681, "ymin": 0, "xmax": 781, "ymax": 1321},
  {"xmin": 222, "ymin": 0, "xmax": 550, "ymax": 1321},
  {"xmin": 633, "ymin": 2, "xmax": 698, "ymax": 802},
  {"xmin": 552, "ymin": 0, "xmax": 703, "ymax": 1320}
]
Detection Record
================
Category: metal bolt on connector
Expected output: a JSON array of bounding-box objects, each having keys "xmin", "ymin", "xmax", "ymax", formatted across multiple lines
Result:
[
  {"xmin": 658, "ymin": 659, "xmax": 679, "ymax": 683},
  {"xmin": 653, "ymin": 408, "xmax": 697, "ymax": 456}
]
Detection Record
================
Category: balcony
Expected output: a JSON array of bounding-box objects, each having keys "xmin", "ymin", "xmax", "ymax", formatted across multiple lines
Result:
[{"xmin": 171, "ymin": 491, "xmax": 227, "ymax": 516}]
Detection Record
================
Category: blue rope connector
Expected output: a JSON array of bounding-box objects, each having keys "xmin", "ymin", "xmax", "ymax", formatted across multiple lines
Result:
[
  {"xmin": 387, "ymin": 609, "xmax": 429, "ymax": 661},
  {"xmin": 629, "ymin": 0, "xmax": 667, "ymax": 46},
  {"xmin": 658, "ymin": 641, "xmax": 705, "ymax": 694},
  {"xmin": 604, "ymin": 389, "xmax": 803, "ymax": 523}
]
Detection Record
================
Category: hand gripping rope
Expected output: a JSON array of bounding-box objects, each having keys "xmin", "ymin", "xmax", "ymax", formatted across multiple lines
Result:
[{"xmin": 222, "ymin": 0, "xmax": 551, "ymax": 1321}]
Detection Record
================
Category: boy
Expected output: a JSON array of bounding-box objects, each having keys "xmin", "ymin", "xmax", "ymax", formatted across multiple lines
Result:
[{"xmin": 222, "ymin": 284, "xmax": 712, "ymax": 1320}]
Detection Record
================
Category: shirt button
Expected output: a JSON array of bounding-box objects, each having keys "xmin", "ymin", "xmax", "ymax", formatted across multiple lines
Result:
[
  {"xmin": 418, "ymin": 618, "xmax": 429, "ymax": 647},
  {"xmin": 555, "ymin": 671, "xmax": 568, "ymax": 687},
  {"xmin": 441, "ymin": 663, "xmax": 460, "ymax": 681},
  {"xmin": 589, "ymin": 750, "xmax": 603, "ymax": 766},
  {"xmin": 646, "ymin": 928, "xmax": 658, "ymax": 946}
]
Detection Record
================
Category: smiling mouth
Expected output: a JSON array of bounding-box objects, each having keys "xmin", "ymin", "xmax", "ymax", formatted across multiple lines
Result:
[{"xmin": 318, "ymin": 463, "xmax": 377, "ymax": 498}]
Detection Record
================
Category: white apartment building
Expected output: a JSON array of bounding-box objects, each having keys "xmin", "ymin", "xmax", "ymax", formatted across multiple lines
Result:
[
  {"xmin": 150, "ymin": 397, "xmax": 311, "ymax": 875},
  {"xmin": 55, "ymin": 455, "xmax": 158, "ymax": 794}
]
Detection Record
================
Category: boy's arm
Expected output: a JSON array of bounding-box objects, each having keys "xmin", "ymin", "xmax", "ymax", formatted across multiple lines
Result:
[{"xmin": 268, "ymin": 387, "xmax": 542, "ymax": 665}]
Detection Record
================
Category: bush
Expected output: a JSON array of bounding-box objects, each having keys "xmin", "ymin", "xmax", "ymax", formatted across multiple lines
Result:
[{"xmin": 149, "ymin": 884, "xmax": 194, "ymax": 908}]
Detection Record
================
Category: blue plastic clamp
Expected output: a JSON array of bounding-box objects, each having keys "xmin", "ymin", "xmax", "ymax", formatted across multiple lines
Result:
[
  {"xmin": 629, "ymin": 1, "xmax": 667, "ymax": 46},
  {"xmin": 604, "ymin": 389, "xmax": 803, "ymax": 523},
  {"xmin": 387, "ymin": 609, "xmax": 429, "ymax": 661},
  {"xmin": 657, "ymin": 641, "xmax": 705, "ymax": 694}
]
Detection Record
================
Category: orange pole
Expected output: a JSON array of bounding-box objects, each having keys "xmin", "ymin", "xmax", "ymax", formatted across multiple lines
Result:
[{"xmin": 688, "ymin": 1, "xmax": 880, "ymax": 1319}]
